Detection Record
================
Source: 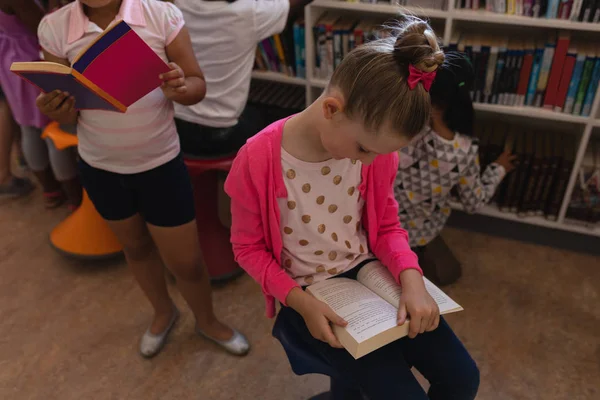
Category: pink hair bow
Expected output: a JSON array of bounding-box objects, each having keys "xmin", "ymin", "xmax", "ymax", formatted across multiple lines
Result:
[{"xmin": 407, "ymin": 64, "xmax": 437, "ymax": 92}]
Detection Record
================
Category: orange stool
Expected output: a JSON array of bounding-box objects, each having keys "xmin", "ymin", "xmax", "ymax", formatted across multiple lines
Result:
[
  {"xmin": 42, "ymin": 122, "xmax": 122, "ymax": 259},
  {"xmin": 184, "ymin": 156, "xmax": 243, "ymax": 282}
]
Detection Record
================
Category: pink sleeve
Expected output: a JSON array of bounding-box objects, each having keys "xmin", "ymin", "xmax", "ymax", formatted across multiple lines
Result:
[
  {"xmin": 371, "ymin": 153, "xmax": 422, "ymax": 284},
  {"xmin": 38, "ymin": 16, "xmax": 65, "ymax": 59},
  {"xmin": 225, "ymin": 146, "xmax": 300, "ymax": 306},
  {"xmin": 162, "ymin": 2, "xmax": 185, "ymax": 45}
]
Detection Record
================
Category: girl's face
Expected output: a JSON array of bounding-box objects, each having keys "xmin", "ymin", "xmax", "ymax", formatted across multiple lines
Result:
[
  {"xmin": 319, "ymin": 96, "xmax": 410, "ymax": 166},
  {"xmin": 80, "ymin": 0, "xmax": 118, "ymax": 8}
]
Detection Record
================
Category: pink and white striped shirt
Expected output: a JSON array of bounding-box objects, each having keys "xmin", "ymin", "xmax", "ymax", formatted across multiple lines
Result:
[{"xmin": 38, "ymin": 0, "xmax": 185, "ymax": 173}]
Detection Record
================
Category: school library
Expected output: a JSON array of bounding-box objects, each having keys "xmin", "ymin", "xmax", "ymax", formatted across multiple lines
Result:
[{"xmin": 0, "ymin": 0, "xmax": 598, "ymax": 399}]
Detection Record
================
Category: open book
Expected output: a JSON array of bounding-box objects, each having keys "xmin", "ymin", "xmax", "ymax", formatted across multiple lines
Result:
[
  {"xmin": 306, "ymin": 261, "xmax": 463, "ymax": 359},
  {"xmin": 11, "ymin": 20, "xmax": 170, "ymax": 113}
]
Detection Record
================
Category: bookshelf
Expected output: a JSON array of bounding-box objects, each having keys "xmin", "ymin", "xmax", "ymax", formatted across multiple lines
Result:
[{"xmin": 250, "ymin": 0, "xmax": 600, "ymax": 237}]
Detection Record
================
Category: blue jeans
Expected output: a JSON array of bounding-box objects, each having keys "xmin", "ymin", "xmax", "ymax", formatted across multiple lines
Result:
[{"xmin": 275, "ymin": 266, "xmax": 479, "ymax": 399}]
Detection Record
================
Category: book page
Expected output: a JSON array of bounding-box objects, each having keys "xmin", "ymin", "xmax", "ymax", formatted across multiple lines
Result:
[
  {"xmin": 356, "ymin": 261, "xmax": 463, "ymax": 314},
  {"xmin": 307, "ymin": 278, "xmax": 399, "ymax": 344}
]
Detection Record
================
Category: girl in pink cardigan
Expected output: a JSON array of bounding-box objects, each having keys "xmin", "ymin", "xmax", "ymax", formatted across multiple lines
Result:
[{"xmin": 225, "ymin": 18, "xmax": 479, "ymax": 400}]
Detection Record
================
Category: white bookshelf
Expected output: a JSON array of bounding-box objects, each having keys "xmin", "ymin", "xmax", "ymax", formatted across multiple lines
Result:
[{"xmin": 250, "ymin": 0, "xmax": 600, "ymax": 237}]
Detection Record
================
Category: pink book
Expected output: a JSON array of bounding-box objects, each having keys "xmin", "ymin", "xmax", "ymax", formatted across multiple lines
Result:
[{"xmin": 11, "ymin": 20, "xmax": 170, "ymax": 113}]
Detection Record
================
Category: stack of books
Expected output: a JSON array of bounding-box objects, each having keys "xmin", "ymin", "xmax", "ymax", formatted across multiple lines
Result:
[
  {"xmin": 456, "ymin": 0, "xmax": 600, "ymax": 22},
  {"xmin": 254, "ymin": 20, "xmax": 306, "ymax": 79},
  {"xmin": 474, "ymin": 120, "xmax": 576, "ymax": 220},
  {"xmin": 450, "ymin": 32, "xmax": 600, "ymax": 116}
]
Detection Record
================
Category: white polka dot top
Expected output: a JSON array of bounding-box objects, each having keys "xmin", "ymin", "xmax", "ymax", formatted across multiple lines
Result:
[{"xmin": 278, "ymin": 147, "xmax": 373, "ymax": 286}]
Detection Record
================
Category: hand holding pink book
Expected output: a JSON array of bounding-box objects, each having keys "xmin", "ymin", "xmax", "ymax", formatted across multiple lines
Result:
[{"xmin": 10, "ymin": 20, "xmax": 171, "ymax": 113}]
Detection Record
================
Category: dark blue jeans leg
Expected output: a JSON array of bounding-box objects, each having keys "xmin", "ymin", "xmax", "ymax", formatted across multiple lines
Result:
[{"xmin": 401, "ymin": 317, "xmax": 480, "ymax": 400}]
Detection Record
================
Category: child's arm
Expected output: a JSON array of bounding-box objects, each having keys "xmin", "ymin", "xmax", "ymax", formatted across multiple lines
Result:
[
  {"xmin": 370, "ymin": 153, "xmax": 439, "ymax": 338},
  {"xmin": 457, "ymin": 143, "xmax": 515, "ymax": 213},
  {"xmin": 7, "ymin": 0, "xmax": 45, "ymax": 36},
  {"xmin": 225, "ymin": 146, "xmax": 347, "ymax": 347},
  {"xmin": 35, "ymin": 51, "xmax": 78, "ymax": 125},
  {"xmin": 162, "ymin": 27, "xmax": 206, "ymax": 106}
]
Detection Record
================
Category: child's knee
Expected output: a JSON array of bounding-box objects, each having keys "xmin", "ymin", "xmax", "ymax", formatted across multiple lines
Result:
[
  {"xmin": 457, "ymin": 359, "xmax": 480, "ymax": 399},
  {"xmin": 122, "ymin": 235, "xmax": 156, "ymax": 262}
]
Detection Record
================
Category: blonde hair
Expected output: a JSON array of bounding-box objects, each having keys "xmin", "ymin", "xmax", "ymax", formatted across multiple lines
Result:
[{"xmin": 329, "ymin": 16, "xmax": 445, "ymax": 138}]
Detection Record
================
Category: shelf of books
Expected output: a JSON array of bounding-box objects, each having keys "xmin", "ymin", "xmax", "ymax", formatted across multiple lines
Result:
[{"xmin": 249, "ymin": 0, "xmax": 600, "ymax": 235}]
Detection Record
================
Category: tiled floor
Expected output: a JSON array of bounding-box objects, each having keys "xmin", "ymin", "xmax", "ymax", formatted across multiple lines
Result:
[{"xmin": 0, "ymin": 193, "xmax": 598, "ymax": 400}]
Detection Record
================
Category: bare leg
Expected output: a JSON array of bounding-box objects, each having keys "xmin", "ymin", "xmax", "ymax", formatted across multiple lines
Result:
[
  {"xmin": 106, "ymin": 214, "xmax": 175, "ymax": 334},
  {"xmin": 147, "ymin": 220, "xmax": 233, "ymax": 341}
]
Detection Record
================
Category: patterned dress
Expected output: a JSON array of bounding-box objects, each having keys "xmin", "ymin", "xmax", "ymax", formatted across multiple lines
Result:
[{"xmin": 395, "ymin": 128, "xmax": 506, "ymax": 248}]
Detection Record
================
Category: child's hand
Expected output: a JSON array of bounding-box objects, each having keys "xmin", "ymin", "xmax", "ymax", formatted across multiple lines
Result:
[
  {"xmin": 495, "ymin": 150, "xmax": 517, "ymax": 173},
  {"xmin": 160, "ymin": 62, "xmax": 187, "ymax": 100},
  {"xmin": 397, "ymin": 269, "xmax": 440, "ymax": 338},
  {"xmin": 36, "ymin": 90, "xmax": 75, "ymax": 123},
  {"xmin": 287, "ymin": 288, "xmax": 348, "ymax": 348}
]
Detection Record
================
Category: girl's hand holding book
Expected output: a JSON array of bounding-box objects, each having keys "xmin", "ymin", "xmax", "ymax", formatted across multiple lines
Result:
[
  {"xmin": 160, "ymin": 62, "xmax": 187, "ymax": 100},
  {"xmin": 35, "ymin": 90, "xmax": 77, "ymax": 125},
  {"xmin": 495, "ymin": 150, "xmax": 517, "ymax": 173},
  {"xmin": 397, "ymin": 269, "xmax": 440, "ymax": 339},
  {"xmin": 286, "ymin": 287, "xmax": 348, "ymax": 349}
]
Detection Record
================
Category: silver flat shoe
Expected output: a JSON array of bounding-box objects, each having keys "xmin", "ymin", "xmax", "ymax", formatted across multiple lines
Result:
[
  {"xmin": 197, "ymin": 327, "xmax": 250, "ymax": 356},
  {"xmin": 139, "ymin": 307, "xmax": 180, "ymax": 358}
]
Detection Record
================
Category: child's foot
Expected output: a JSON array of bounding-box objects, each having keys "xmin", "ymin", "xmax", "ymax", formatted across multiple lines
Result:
[
  {"xmin": 43, "ymin": 190, "xmax": 65, "ymax": 209},
  {"xmin": 196, "ymin": 321, "xmax": 250, "ymax": 356},
  {"xmin": 0, "ymin": 177, "xmax": 34, "ymax": 198},
  {"xmin": 140, "ymin": 306, "xmax": 180, "ymax": 358}
]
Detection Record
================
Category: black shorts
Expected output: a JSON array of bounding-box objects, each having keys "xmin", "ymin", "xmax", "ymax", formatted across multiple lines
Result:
[{"xmin": 79, "ymin": 154, "xmax": 195, "ymax": 227}]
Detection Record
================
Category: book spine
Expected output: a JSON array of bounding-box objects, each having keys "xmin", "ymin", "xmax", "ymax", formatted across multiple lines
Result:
[
  {"xmin": 573, "ymin": 56, "xmax": 595, "ymax": 115},
  {"xmin": 545, "ymin": 156, "xmax": 573, "ymax": 220},
  {"xmin": 476, "ymin": 46, "xmax": 490, "ymax": 103},
  {"xmin": 532, "ymin": 0, "xmax": 543, "ymax": 16},
  {"xmin": 508, "ymin": 0, "xmax": 517, "ymax": 13},
  {"xmin": 484, "ymin": 46, "xmax": 499, "ymax": 103},
  {"xmin": 512, "ymin": 152, "xmax": 531, "ymax": 212},
  {"xmin": 524, "ymin": 0, "xmax": 535, "ymax": 14},
  {"xmin": 534, "ymin": 41, "xmax": 556, "ymax": 107},
  {"xmin": 517, "ymin": 48, "xmax": 534, "ymax": 106},
  {"xmin": 526, "ymin": 48, "xmax": 544, "ymax": 105},
  {"xmin": 333, "ymin": 28, "xmax": 343, "ymax": 69},
  {"xmin": 521, "ymin": 154, "xmax": 541, "ymax": 215},
  {"xmin": 543, "ymin": 34, "xmax": 570, "ymax": 109},
  {"xmin": 293, "ymin": 23, "xmax": 303, "ymax": 78},
  {"xmin": 570, "ymin": 0, "xmax": 584, "ymax": 18},
  {"xmin": 496, "ymin": 0, "xmax": 507, "ymax": 12},
  {"xmin": 516, "ymin": 0, "xmax": 525, "ymax": 13},
  {"xmin": 554, "ymin": 52, "xmax": 577, "ymax": 110},
  {"xmin": 563, "ymin": 54, "xmax": 586, "ymax": 113},
  {"xmin": 581, "ymin": 58, "xmax": 600, "ymax": 116},
  {"xmin": 491, "ymin": 47, "xmax": 507, "ymax": 104},
  {"xmin": 546, "ymin": 0, "xmax": 561, "ymax": 17}
]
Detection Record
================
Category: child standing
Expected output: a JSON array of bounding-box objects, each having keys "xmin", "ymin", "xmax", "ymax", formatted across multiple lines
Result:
[
  {"xmin": 36, "ymin": 0, "xmax": 248, "ymax": 358},
  {"xmin": 0, "ymin": 0, "xmax": 80, "ymax": 208},
  {"xmin": 226, "ymin": 18, "xmax": 479, "ymax": 399},
  {"xmin": 173, "ymin": 0, "xmax": 309, "ymax": 158},
  {"xmin": 395, "ymin": 53, "xmax": 515, "ymax": 285}
]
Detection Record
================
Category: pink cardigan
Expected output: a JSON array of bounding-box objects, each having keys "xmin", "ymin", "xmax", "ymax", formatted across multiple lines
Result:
[{"xmin": 224, "ymin": 118, "xmax": 421, "ymax": 318}]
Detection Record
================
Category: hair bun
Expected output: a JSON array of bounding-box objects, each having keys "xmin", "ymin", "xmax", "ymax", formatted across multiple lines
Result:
[{"xmin": 392, "ymin": 16, "xmax": 445, "ymax": 72}]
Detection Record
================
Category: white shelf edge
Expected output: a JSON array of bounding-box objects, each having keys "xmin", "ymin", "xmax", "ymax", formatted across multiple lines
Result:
[
  {"xmin": 473, "ymin": 103, "xmax": 590, "ymax": 124},
  {"xmin": 310, "ymin": 78, "xmax": 329, "ymax": 88},
  {"xmin": 592, "ymin": 119, "xmax": 600, "ymax": 128},
  {"xmin": 311, "ymin": 0, "xmax": 448, "ymax": 19},
  {"xmin": 449, "ymin": 202, "xmax": 600, "ymax": 237},
  {"xmin": 452, "ymin": 9, "xmax": 600, "ymax": 32},
  {"xmin": 251, "ymin": 70, "xmax": 307, "ymax": 86}
]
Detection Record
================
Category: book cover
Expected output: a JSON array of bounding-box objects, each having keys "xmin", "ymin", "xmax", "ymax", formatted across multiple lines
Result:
[
  {"xmin": 543, "ymin": 32, "xmax": 570, "ymax": 109},
  {"xmin": 581, "ymin": 57, "xmax": 600, "ymax": 116},
  {"xmin": 11, "ymin": 20, "xmax": 169, "ymax": 113},
  {"xmin": 306, "ymin": 262, "xmax": 462, "ymax": 359},
  {"xmin": 533, "ymin": 36, "xmax": 557, "ymax": 108},
  {"xmin": 516, "ymin": 41, "xmax": 535, "ymax": 106},
  {"xmin": 563, "ymin": 50, "xmax": 587, "ymax": 113},
  {"xmin": 573, "ymin": 51, "xmax": 596, "ymax": 115},
  {"xmin": 554, "ymin": 45, "xmax": 577, "ymax": 111}
]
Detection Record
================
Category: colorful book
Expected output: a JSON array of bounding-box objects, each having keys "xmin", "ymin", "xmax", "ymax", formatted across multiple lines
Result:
[
  {"xmin": 573, "ymin": 50, "xmax": 596, "ymax": 115},
  {"xmin": 11, "ymin": 20, "xmax": 169, "ymax": 113},
  {"xmin": 526, "ymin": 43, "xmax": 545, "ymax": 106},
  {"xmin": 563, "ymin": 50, "xmax": 587, "ymax": 113},
  {"xmin": 516, "ymin": 41, "xmax": 535, "ymax": 106},
  {"xmin": 543, "ymin": 33, "xmax": 570, "ymax": 109},
  {"xmin": 546, "ymin": 0, "xmax": 561, "ymax": 17},
  {"xmin": 554, "ymin": 45, "xmax": 577, "ymax": 111},
  {"xmin": 533, "ymin": 36, "xmax": 557, "ymax": 108},
  {"xmin": 581, "ymin": 57, "xmax": 600, "ymax": 116}
]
